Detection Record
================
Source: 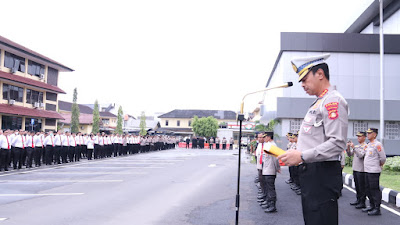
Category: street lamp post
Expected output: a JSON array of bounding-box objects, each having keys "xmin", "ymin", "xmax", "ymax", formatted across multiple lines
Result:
[{"xmin": 235, "ymin": 82, "xmax": 292, "ymax": 224}]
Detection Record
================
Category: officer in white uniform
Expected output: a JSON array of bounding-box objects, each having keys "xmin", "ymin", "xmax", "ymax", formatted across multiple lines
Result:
[
  {"xmin": 279, "ymin": 54, "xmax": 348, "ymax": 225},
  {"xmin": 362, "ymin": 128, "xmax": 386, "ymax": 216}
]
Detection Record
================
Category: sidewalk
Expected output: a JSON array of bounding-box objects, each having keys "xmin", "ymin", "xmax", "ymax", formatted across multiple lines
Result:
[{"xmin": 342, "ymin": 172, "xmax": 400, "ymax": 208}]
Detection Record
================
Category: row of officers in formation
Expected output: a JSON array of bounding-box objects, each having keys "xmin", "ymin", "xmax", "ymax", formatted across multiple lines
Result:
[
  {"xmin": 253, "ymin": 128, "xmax": 386, "ymax": 216},
  {"xmin": 0, "ymin": 129, "xmax": 178, "ymax": 171},
  {"xmin": 185, "ymin": 136, "xmax": 234, "ymax": 149}
]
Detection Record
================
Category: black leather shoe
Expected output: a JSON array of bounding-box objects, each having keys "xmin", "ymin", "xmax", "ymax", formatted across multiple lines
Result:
[
  {"xmin": 261, "ymin": 203, "xmax": 270, "ymax": 209},
  {"xmin": 362, "ymin": 206, "xmax": 374, "ymax": 213},
  {"xmin": 355, "ymin": 203, "xmax": 366, "ymax": 209},
  {"xmin": 350, "ymin": 200, "xmax": 359, "ymax": 206},
  {"xmin": 295, "ymin": 190, "xmax": 302, "ymax": 195},
  {"xmin": 285, "ymin": 179, "xmax": 293, "ymax": 184},
  {"xmin": 265, "ymin": 202, "xmax": 277, "ymax": 213},
  {"xmin": 257, "ymin": 198, "xmax": 265, "ymax": 203},
  {"xmin": 368, "ymin": 207, "xmax": 381, "ymax": 216},
  {"xmin": 259, "ymin": 201, "xmax": 268, "ymax": 206}
]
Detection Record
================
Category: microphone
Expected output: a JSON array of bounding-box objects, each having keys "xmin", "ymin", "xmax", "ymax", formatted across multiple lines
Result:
[{"xmin": 240, "ymin": 82, "xmax": 293, "ymax": 114}]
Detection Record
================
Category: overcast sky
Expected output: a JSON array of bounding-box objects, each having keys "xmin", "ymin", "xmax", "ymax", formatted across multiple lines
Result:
[{"xmin": 1, "ymin": 0, "xmax": 373, "ymax": 117}]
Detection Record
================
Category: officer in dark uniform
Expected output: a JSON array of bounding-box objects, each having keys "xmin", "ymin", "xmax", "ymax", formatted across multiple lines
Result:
[
  {"xmin": 192, "ymin": 136, "xmax": 197, "ymax": 149},
  {"xmin": 279, "ymin": 54, "xmax": 348, "ymax": 225}
]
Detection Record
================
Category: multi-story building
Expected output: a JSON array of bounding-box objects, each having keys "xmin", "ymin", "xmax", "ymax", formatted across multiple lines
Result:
[
  {"xmin": 58, "ymin": 100, "xmax": 117, "ymax": 133},
  {"xmin": 158, "ymin": 109, "xmax": 237, "ymax": 136},
  {"xmin": 260, "ymin": 1, "xmax": 400, "ymax": 155},
  {"xmin": 0, "ymin": 35, "xmax": 73, "ymax": 132}
]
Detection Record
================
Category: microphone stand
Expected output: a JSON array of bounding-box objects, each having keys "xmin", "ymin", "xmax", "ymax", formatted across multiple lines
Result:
[{"xmin": 235, "ymin": 82, "xmax": 292, "ymax": 225}]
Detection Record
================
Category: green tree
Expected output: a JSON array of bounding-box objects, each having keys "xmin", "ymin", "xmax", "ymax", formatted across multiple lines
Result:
[
  {"xmin": 192, "ymin": 116, "xmax": 218, "ymax": 138},
  {"xmin": 92, "ymin": 100, "xmax": 100, "ymax": 134},
  {"xmin": 115, "ymin": 106, "xmax": 123, "ymax": 135},
  {"xmin": 139, "ymin": 111, "xmax": 147, "ymax": 136},
  {"xmin": 70, "ymin": 88, "xmax": 80, "ymax": 133},
  {"xmin": 255, "ymin": 119, "xmax": 280, "ymax": 138}
]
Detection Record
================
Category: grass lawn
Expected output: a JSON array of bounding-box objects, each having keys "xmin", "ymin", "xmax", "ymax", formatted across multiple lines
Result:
[{"xmin": 343, "ymin": 166, "xmax": 400, "ymax": 192}]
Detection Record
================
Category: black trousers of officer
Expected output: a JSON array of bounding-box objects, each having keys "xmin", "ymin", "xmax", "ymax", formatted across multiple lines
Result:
[
  {"xmin": 365, "ymin": 173, "xmax": 381, "ymax": 207},
  {"xmin": 45, "ymin": 146, "xmax": 53, "ymax": 165},
  {"xmin": 25, "ymin": 147, "xmax": 34, "ymax": 168},
  {"xmin": 263, "ymin": 175, "xmax": 277, "ymax": 202},
  {"xmin": 299, "ymin": 161, "xmax": 342, "ymax": 225},
  {"xmin": 54, "ymin": 146, "xmax": 61, "ymax": 164},
  {"xmin": 353, "ymin": 171, "xmax": 366, "ymax": 203},
  {"xmin": 216, "ymin": 143, "xmax": 220, "ymax": 149},
  {"xmin": 258, "ymin": 169, "xmax": 265, "ymax": 195},
  {"xmin": 222, "ymin": 143, "xmax": 226, "ymax": 150},
  {"xmin": 113, "ymin": 144, "xmax": 118, "ymax": 157},
  {"xmin": 61, "ymin": 146, "xmax": 68, "ymax": 163},
  {"xmin": 12, "ymin": 147, "xmax": 23, "ymax": 169},
  {"xmin": 0, "ymin": 148, "xmax": 10, "ymax": 170},
  {"xmin": 94, "ymin": 144, "xmax": 99, "ymax": 159},
  {"xmin": 35, "ymin": 147, "xmax": 43, "ymax": 166},
  {"xmin": 87, "ymin": 148, "xmax": 93, "ymax": 160},
  {"xmin": 68, "ymin": 146, "xmax": 75, "ymax": 162}
]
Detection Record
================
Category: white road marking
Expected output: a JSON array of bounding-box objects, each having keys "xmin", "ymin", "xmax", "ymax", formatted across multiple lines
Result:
[
  {"xmin": 343, "ymin": 185, "xmax": 400, "ymax": 217},
  {"xmin": 71, "ymin": 166, "xmax": 164, "ymax": 169},
  {"xmin": 0, "ymin": 180, "xmax": 123, "ymax": 183},
  {"xmin": 0, "ymin": 218, "xmax": 7, "ymax": 221},
  {"xmin": 21, "ymin": 172, "xmax": 147, "ymax": 175},
  {"xmin": 96, "ymin": 162, "xmax": 174, "ymax": 165},
  {"xmin": 0, "ymin": 193, "xmax": 84, "ymax": 197},
  {"xmin": 208, "ymin": 164, "xmax": 217, "ymax": 167}
]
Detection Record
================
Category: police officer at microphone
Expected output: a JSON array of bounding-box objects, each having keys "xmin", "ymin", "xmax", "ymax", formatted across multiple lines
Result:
[{"xmin": 279, "ymin": 53, "xmax": 348, "ymax": 225}]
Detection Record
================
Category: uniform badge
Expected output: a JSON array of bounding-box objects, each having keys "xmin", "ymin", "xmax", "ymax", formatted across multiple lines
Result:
[
  {"xmin": 377, "ymin": 145, "xmax": 382, "ymax": 152},
  {"xmin": 304, "ymin": 116, "xmax": 312, "ymax": 123},
  {"xmin": 325, "ymin": 102, "xmax": 339, "ymax": 120},
  {"xmin": 303, "ymin": 125, "xmax": 311, "ymax": 133}
]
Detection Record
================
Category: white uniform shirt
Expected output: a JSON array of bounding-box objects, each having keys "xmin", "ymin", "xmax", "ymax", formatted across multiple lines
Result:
[
  {"xmin": 93, "ymin": 136, "xmax": 99, "ymax": 145},
  {"xmin": 54, "ymin": 134, "xmax": 63, "ymax": 146},
  {"xmin": 25, "ymin": 135, "xmax": 35, "ymax": 148},
  {"xmin": 43, "ymin": 135, "xmax": 55, "ymax": 147},
  {"xmin": 34, "ymin": 135, "xmax": 44, "ymax": 148},
  {"xmin": 86, "ymin": 137, "xmax": 94, "ymax": 149},
  {"xmin": 69, "ymin": 136, "xmax": 77, "ymax": 147},
  {"xmin": 12, "ymin": 134, "xmax": 26, "ymax": 148},
  {"xmin": 62, "ymin": 135, "xmax": 69, "ymax": 146},
  {"xmin": 0, "ymin": 135, "xmax": 11, "ymax": 149}
]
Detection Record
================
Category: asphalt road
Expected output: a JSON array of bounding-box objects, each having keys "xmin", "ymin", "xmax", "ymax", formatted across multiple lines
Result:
[{"xmin": 0, "ymin": 148, "xmax": 399, "ymax": 225}]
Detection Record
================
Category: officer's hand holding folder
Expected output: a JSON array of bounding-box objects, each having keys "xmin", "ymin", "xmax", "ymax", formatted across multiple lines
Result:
[{"xmin": 263, "ymin": 145, "xmax": 286, "ymax": 158}]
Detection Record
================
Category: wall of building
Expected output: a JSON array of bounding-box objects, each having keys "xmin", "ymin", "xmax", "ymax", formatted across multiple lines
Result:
[{"xmin": 361, "ymin": 9, "xmax": 400, "ymax": 34}]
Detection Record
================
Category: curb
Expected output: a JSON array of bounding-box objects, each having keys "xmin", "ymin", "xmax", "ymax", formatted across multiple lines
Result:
[{"xmin": 342, "ymin": 172, "xmax": 400, "ymax": 208}]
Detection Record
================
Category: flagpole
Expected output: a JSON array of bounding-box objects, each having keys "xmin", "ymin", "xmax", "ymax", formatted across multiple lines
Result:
[{"xmin": 379, "ymin": 0, "xmax": 384, "ymax": 143}]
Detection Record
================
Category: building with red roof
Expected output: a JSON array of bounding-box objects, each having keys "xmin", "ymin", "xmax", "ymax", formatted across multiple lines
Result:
[{"xmin": 0, "ymin": 35, "xmax": 73, "ymax": 132}]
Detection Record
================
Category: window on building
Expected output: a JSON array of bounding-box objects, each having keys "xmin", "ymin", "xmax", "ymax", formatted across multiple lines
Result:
[
  {"xmin": 2, "ymin": 83, "xmax": 23, "ymax": 102},
  {"xmin": 28, "ymin": 60, "xmax": 45, "ymax": 77},
  {"xmin": 45, "ymin": 119, "xmax": 56, "ymax": 126},
  {"xmin": 177, "ymin": 120, "xmax": 180, "ymax": 127},
  {"xmin": 188, "ymin": 120, "xmax": 191, "ymax": 126},
  {"xmin": 165, "ymin": 120, "xmax": 169, "ymax": 126},
  {"xmin": 4, "ymin": 52, "xmax": 25, "ymax": 73},
  {"xmin": 290, "ymin": 119, "xmax": 301, "ymax": 133},
  {"xmin": 353, "ymin": 121, "xmax": 368, "ymax": 137},
  {"xmin": 1, "ymin": 115, "xmax": 22, "ymax": 130},
  {"xmin": 385, "ymin": 121, "xmax": 400, "ymax": 140},
  {"xmin": 47, "ymin": 67, "xmax": 59, "ymax": 86},
  {"xmin": 25, "ymin": 118, "xmax": 42, "ymax": 132},
  {"xmin": 102, "ymin": 119, "xmax": 110, "ymax": 125},
  {"xmin": 46, "ymin": 92, "xmax": 57, "ymax": 101},
  {"xmin": 26, "ymin": 89, "xmax": 43, "ymax": 104},
  {"xmin": 45, "ymin": 103, "xmax": 57, "ymax": 111}
]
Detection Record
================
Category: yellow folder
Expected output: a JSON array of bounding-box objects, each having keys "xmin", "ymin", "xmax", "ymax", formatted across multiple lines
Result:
[{"xmin": 263, "ymin": 145, "xmax": 286, "ymax": 158}]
